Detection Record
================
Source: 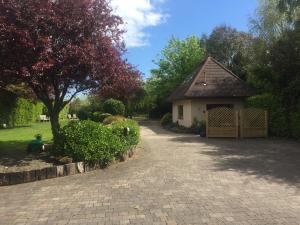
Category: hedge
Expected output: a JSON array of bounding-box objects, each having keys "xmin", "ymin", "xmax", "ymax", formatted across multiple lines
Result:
[
  {"xmin": 59, "ymin": 119, "xmax": 140, "ymax": 166},
  {"xmin": 0, "ymin": 90, "xmax": 44, "ymax": 127},
  {"xmin": 103, "ymin": 98, "xmax": 125, "ymax": 116}
]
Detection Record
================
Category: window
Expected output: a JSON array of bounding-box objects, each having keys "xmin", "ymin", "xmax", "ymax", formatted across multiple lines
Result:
[{"xmin": 178, "ymin": 105, "xmax": 183, "ymax": 119}]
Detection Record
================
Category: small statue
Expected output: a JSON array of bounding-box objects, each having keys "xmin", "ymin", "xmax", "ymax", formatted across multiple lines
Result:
[{"xmin": 27, "ymin": 134, "xmax": 44, "ymax": 154}]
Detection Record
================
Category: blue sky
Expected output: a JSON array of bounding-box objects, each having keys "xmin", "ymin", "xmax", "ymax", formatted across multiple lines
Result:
[{"xmin": 112, "ymin": 0, "xmax": 258, "ymax": 79}]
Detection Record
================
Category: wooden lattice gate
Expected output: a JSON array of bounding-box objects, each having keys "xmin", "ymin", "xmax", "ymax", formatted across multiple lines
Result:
[
  {"xmin": 240, "ymin": 108, "xmax": 268, "ymax": 138},
  {"xmin": 206, "ymin": 107, "xmax": 268, "ymax": 138},
  {"xmin": 206, "ymin": 107, "xmax": 238, "ymax": 138}
]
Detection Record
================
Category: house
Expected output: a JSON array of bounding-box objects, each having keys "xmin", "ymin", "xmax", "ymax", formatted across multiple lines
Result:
[{"xmin": 168, "ymin": 57, "xmax": 254, "ymax": 127}]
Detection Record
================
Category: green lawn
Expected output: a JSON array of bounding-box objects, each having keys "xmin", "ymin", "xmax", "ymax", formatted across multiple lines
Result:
[{"xmin": 0, "ymin": 122, "xmax": 66, "ymax": 155}]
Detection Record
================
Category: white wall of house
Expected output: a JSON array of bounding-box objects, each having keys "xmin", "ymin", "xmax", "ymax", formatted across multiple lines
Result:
[
  {"xmin": 172, "ymin": 99, "xmax": 192, "ymax": 127},
  {"xmin": 173, "ymin": 98, "xmax": 245, "ymax": 128}
]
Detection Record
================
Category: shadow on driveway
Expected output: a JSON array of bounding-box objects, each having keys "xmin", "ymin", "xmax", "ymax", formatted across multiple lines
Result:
[
  {"xmin": 141, "ymin": 120, "xmax": 300, "ymax": 186},
  {"xmin": 171, "ymin": 135, "xmax": 300, "ymax": 186}
]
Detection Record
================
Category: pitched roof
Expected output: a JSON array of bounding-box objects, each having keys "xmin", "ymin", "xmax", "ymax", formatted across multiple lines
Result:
[{"xmin": 168, "ymin": 57, "xmax": 254, "ymax": 101}]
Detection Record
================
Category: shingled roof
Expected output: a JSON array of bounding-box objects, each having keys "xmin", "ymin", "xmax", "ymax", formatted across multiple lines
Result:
[{"xmin": 168, "ymin": 57, "xmax": 254, "ymax": 101}]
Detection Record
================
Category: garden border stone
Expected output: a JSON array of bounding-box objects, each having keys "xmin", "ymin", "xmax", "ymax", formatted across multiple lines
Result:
[{"xmin": 0, "ymin": 148, "xmax": 135, "ymax": 186}]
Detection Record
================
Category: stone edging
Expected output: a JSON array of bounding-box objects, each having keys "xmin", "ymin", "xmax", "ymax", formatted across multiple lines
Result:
[{"xmin": 0, "ymin": 149, "xmax": 134, "ymax": 186}]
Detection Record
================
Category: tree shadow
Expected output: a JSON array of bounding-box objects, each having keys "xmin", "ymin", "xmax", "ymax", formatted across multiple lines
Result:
[
  {"xmin": 170, "ymin": 136, "xmax": 300, "ymax": 186},
  {"xmin": 0, "ymin": 140, "xmax": 56, "ymax": 168}
]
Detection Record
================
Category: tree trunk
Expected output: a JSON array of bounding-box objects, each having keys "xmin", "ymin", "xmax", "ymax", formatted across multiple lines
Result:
[{"xmin": 49, "ymin": 111, "xmax": 61, "ymax": 148}]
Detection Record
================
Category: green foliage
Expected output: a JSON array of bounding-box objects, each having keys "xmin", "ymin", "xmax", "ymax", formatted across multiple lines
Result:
[
  {"xmin": 290, "ymin": 102, "xmax": 300, "ymax": 139},
  {"xmin": 191, "ymin": 118, "xmax": 206, "ymax": 134},
  {"xmin": 247, "ymin": 94, "xmax": 288, "ymax": 137},
  {"xmin": 59, "ymin": 121, "xmax": 122, "ymax": 166},
  {"xmin": 59, "ymin": 119, "xmax": 140, "ymax": 166},
  {"xmin": 103, "ymin": 115, "xmax": 125, "ymax": 125},
  {"xmin": 111, "ymin": 119, "xmax": 140, "ymax": 149},
  {"xmin": 146, "ymin": 36, "xmax": 206, "ymax": 115},
  {"xmin": 99, "ymin": 113, "xmax": 112, "ymax": 122},
  {"xmin": 77, "ymin": 106, "xmax": 92, "ymax": 120},
  {"xmin": 0, "ymin": 89, "xmax": 44, "ymax": 127},
  {"xmin": 160, "ymin": 113, "xmax": 172, "ymax": 126},
  {"xmin": 59, "ymin": 104, "xmax": 69, "ymax": 120},
  {"xmin": 203, "ymin": 25, "xmax": 253, "ymax": 80},
  {"xmin": 91, "ymin": 111, "xmax": 102, "ymax": 122},
  {"xmin": 91, "ymin": 112, "xmax": 112, "ymax": 123},
  {"xmin": 249, "ymin": 0, "xmax": 291, "ymax": 44},
  {"xmin": 103, "ymin": 98, "xmax": 125, "ymax": 116}
]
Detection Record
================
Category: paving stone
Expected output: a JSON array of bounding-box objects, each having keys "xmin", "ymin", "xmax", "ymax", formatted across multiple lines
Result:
[{"xmin": 0, "ymin": 121, "xmax": 300, "ymax": 225}]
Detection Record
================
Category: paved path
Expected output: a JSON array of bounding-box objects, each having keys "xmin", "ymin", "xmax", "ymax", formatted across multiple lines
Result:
[{"xmin": 1, "ymin": 121, "xmax": 300, "ymax": 225}]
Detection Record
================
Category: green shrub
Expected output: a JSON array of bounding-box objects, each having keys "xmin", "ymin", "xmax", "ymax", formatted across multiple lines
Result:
[
  {"xmin": 90, "ymin": 112, "xmax": 112, "ymax": 123},
  {"xmin": 103, "ymin": 98, "xmax": 125, "ymax": 116},
  {"xmin": 91, "ymin": 111, "xmax": 102, "ymax": 122},
  {"xmin": 160, "ymin": 113, "xmax": 172, "ymax": 126},
  {"xmin": 191, "ymin": 118, "xmax": 206, "ymax": 134},
  {"xmin": 99, "ymin": 113, "xmax": 111, "ymax": 122},
  {"xmin": 291, "ymin": 103, "xmax": 300, "ymax": 139},
  {"xmin": 246, "ymin": 94, "xmax": 288, "ymax": 137},
  {"xmin": 103, "ymin": 115, "xmax": 125, "ymax": 125},
  {"xmin": 111, "ymin": 119, "xmax": 140, "ymax": 149},
  {"xmin": 59, "ymin": 120, "xmax": 122, "ymax": 166},
  {"xmin": 77, "ymin": 106, "xmax": 92, "ymax": 120}
]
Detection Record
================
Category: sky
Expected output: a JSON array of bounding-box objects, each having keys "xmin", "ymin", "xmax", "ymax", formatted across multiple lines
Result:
[{"xmin": 111, "ymin": 0, "xmax": 258, "ymax": 79}]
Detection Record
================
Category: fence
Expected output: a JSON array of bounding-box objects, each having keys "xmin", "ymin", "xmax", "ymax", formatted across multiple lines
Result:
[
  {"xmin": 206, "ymin": 107, "xmax": 268, "ymax": 138},
  {"xmin": 206, "ymin": 107, "xmax": 238, "ymax": 138}
]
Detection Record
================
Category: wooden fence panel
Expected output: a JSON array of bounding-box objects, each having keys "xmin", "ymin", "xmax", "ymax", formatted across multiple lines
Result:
[
  {"xmin": 206, "ymin": 107, "xmax": 238, "ymax": 138},
  {"xmin": 240, "ymin": 108, "xmax": 268, "ymax": 138}
]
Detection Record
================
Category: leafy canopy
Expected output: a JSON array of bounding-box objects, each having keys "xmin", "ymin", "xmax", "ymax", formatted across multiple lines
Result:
[
  {"xmin": 203, "ymin": 25, "xmax": 253, "ymax": 80},
  {"xmin": 147, "ymin": 36, "xmax": 206, "ymax": 102},
  {"xmin": 0, "ymin": 0, "xmax": 141, "ymax": 143}
]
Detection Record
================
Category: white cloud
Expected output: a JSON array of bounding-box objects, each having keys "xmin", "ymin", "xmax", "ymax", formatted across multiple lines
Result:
[{"xmin": 110, "ymin": 0, "xmax": 168, "ymax": 48}]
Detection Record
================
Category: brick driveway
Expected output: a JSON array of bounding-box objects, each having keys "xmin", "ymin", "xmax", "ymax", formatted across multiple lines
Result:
[{"xmin": 1, "ymin": 121, "xmax": 300, "ymax": 225}]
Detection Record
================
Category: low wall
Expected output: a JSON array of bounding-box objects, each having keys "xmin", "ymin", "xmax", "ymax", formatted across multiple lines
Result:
[{"xmin": 0, "ymin": 149, "xmax": 134, "ymax": 186}]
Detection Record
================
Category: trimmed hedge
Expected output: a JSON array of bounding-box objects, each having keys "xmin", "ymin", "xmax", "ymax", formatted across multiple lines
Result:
[
  {"xmin": 59, "ymin": 119, "xmax": 140, "ymax": 167},
  {"xmin": 103, "ymin": 99, "xmax": 125, "ymax": 116},
  {"xmin": 0, "ymin": 89, "xmax": 44, "ymax": 127}
]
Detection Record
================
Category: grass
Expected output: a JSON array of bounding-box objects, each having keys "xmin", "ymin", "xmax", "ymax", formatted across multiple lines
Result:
[{"xmin": 0, "ymin": 121, "xmax": 67, "ymax": 155}]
